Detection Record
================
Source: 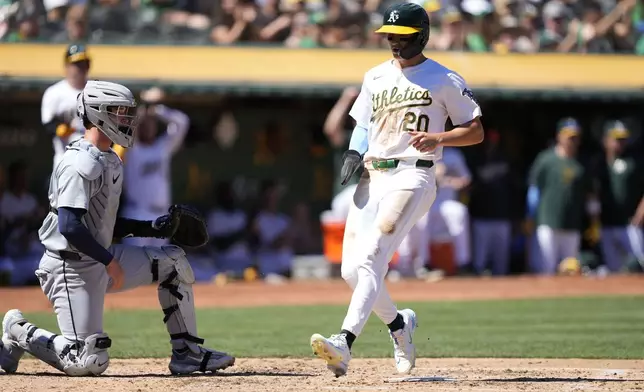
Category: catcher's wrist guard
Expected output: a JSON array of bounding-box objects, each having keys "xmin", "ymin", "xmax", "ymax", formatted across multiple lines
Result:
[{"xmin": 113, "ymin": 217, "xmax": 167, "ymax": 239}]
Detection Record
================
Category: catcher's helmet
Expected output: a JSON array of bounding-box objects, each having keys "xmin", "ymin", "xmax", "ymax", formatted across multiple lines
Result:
[
  {"xmin": 375, "ymin": 2, "xmax": 430, "ymax": 60},
  {"xmin": 77, "ymin": 81, "xmax": 138, "ymax": 147}
]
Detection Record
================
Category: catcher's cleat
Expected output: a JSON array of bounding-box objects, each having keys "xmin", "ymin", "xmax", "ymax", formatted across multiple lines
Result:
[
  {"xmin": 1, "ymin": 309, "xmax": 27, "ymax": 374},
  {"xmin": 169, "ymin": 346, "xmax": 235, "ymax": 375}
]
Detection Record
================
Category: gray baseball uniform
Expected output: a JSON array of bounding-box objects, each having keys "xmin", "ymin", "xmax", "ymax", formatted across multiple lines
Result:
[
  {"xmin": 6, "ymin": 138, "xmax": 204, "ymax": 376},
  {"xmin": 38, "ymin": 137, "xmax": 130, "ymax": 341}
]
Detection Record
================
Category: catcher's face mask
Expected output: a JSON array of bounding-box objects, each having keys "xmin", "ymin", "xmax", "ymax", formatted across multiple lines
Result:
[{"xmin": 106, "ymin": 105, "xmax": 139, "ymax": 138}]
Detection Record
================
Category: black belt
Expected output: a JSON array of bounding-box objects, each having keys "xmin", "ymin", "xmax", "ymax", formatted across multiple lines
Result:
[
  {"xmin": 47, "ymin": 250, "xmax": 82, "ymax": 261},
  {"xmin": 370, "ymin": 159, "xmax": 434, "ymax": 171}
]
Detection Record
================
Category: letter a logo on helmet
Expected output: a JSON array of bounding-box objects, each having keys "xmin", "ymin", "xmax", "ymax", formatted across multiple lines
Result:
[{"xmin": 375, "ymin": 2, "xmax": 430, "ymax": 60}]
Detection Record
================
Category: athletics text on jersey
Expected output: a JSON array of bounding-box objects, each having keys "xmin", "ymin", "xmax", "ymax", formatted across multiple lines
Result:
[{"xmin": 348, "ymin": 59, "xmax": 481, "ymax": 162}]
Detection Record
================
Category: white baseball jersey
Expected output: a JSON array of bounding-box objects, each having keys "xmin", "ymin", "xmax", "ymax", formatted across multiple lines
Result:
[
  {"xmin": 39, "ymin": 139, "xmax": 123, "ymax": 253},
  {"xmin": 434, "ymin": 147, "xmax": 471, "ymax": 204},
  {"xmin": 41, "ymin": 80, "xmax": 85, "ymax": 168},
  {"xmin": 122, "ymin": 105, "xmax": 189, "ymax": 220},
  {"xmin": 348, "ymin": 59, "xmax": 481, "ymax": 162}
]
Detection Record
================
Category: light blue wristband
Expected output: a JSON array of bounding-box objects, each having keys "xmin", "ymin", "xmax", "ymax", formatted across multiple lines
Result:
[{"xmin": 348, "ymin": 125, "xmax": 368, "ymax": 155}]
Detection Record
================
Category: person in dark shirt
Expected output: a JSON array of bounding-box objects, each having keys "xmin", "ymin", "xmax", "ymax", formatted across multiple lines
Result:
[
  {"xmin": 469, "ymin": 129, "xmax": 514, "ymax": 275},
  {"xmin": 591, "ymin": 120, "xmax": 644, "ymax": 272}
]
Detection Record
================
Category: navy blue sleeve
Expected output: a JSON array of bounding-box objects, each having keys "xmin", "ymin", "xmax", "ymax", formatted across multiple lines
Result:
[{"xmin": 58, "ymin": 207, "xmax": 114, "ymax": 266}]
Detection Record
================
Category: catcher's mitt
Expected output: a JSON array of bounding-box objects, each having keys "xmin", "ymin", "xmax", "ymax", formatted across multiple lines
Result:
[{"xmin": 166, "ymin": 204, "xmax": 209, "ymax": 248}]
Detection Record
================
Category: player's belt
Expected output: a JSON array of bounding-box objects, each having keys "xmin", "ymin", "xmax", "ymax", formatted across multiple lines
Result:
[
  {"xmin": 370, "ymin": 159, "xmax": 434, "ymax": 171},
  {"xmin": 46, "ymin": 249, "xmax": 82, "ymax": 261}
]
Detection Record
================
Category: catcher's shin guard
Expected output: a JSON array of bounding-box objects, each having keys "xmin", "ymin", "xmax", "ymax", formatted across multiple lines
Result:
[{"xmin": 145, "ymin": 245, "xmax": 203, "ymax": 351}]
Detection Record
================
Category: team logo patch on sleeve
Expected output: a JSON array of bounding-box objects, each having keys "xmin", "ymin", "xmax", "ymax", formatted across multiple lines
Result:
[{"xmin": 462, "ymin": 88, "xmax": 478, "ymax": 104}]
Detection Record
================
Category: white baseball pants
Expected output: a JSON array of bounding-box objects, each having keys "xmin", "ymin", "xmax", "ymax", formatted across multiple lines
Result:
[
  {"xmin": 600, "ymin": 225, "xmax": 644, "ymax": 272},
  {"xmin": 472, "ymin": 219, "xmax": 511, "ymax": 275},
  {"xmin": 534, "ymin": 225, "xmax": 580, "ymax": 275},
  {"xmin": 396, "ymin": 211, "xmax": 430, "ymax": 276},
  {"xmin": 340, "ymin": 161, "xmax": 436, "ymax": 336},
  {"xmin": 397, "ymin": 198, "xmax": 471, "ymax": 274}
]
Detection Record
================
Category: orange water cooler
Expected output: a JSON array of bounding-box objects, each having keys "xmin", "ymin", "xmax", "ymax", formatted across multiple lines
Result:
[{"xmin": 321, "ymin": 216, "xmax": 399, "ymax": 274}]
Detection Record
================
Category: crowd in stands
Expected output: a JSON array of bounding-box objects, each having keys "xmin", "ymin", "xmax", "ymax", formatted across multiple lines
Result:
[{"xmin": 2, "ymin": 0, "xmax": 644, "ymax": 54}]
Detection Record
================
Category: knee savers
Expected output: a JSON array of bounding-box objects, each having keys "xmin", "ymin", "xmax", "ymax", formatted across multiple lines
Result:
[
  {"xmin": 63, "ymin": 333, "xmax": 112, "ymax": 376},
  {"xmin": 25, "ymin": 329, "xmax": 111, "ymax": 376},
  {"xmin": 144, "ymin": 245, "xmax": 203, "ymax": 348}
]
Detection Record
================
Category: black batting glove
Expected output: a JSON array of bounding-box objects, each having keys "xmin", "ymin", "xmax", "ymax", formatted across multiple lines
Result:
[{"xmin": 340, "ymin": 149, "xmax": 363, "ymax": 186}]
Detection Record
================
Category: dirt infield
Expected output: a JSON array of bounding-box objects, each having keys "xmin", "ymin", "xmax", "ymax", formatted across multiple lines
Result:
[
  {"xmin": 6, "ymin": 358, "xmax": 644, "ymax": 392},
  {"xmin": 2, "ymin": 275, "xmax": 644, "ymax": 392}
]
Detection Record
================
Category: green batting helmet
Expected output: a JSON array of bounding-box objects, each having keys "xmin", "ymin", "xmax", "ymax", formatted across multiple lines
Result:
[{"xmin": 375, "ymin": 2, "xmax": 430, "ymax": 60}]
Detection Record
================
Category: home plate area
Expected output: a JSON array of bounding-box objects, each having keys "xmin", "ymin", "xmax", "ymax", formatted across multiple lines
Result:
[{"xmin": 3, "ymin": 358, "xmax": 643, "ymax": 392}]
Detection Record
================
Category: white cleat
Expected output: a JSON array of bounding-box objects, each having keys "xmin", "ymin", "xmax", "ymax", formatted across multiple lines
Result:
[
  {"xmin": 310, "ymin": 333, "xmax": 351, "ymax": 377},
  {"xmin": 1, "ymin": 309, "xmax": 26, "ymax": 374},
  {"xmin": 390, "ymin": 308, "xmax": 417, "ymax": 374}
]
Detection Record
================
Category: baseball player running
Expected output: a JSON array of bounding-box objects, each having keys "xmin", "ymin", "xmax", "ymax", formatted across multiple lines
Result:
[
  {"xmin": 41, "ymin": 44, "xmax": 91, "ymax": 170},
  {"xmin": 0, "ymin": 81, "xmax": 234, "ymax": 377},
  {"xmin": 309, "ymin": 2, "xmax": 484, "ymax": 377}
]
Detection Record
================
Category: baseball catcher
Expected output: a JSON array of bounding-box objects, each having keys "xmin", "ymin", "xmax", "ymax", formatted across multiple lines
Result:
[{"xmin": 0, "ymin": 81, "xmax": 234, "ymax": 377}]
